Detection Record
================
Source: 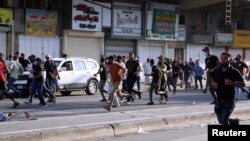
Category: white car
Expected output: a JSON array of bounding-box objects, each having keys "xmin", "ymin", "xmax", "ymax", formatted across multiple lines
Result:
[{"xmin": 14, "ymin": 57, "xmax": 100, "ymax": 96}]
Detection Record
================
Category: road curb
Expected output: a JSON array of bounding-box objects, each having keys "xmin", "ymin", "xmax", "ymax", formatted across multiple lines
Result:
[{"xmin": 1, "ymin": 108, "xmax": 250, "ymax": 141}]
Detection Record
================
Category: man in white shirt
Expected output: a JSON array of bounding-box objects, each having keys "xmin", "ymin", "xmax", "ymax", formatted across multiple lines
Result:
[
  {"xmin": 7, "ymin": 56, "xmax": 24, "ymax": 95},
  {"xmin": 142, "ymin": 58, "xmax": 151, "ymax": 85},
  {"xmin": 5, "ymin": 55, "xmax": 14, "ymax": 80}
]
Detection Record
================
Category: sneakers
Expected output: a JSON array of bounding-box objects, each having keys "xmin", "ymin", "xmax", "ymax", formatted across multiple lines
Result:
[
  {"xmin": 137, "ymin": 92, "xmax": 142, "ymax": 99},
  {"xmin": 229, "ymin": 118, "xmax": 240, "ymax": 125},
  {"xmin": 13, "ymin": 102, "xmax": 20, "ymax": 108},
  {"xmin": 99, "ymin": 99, "xmax": 107, "ymax": 102},
  {"xmin": 112, "ymin": 104, "xmax": 120, "ymax": 108},
  {"xmin": 103, "ymin": 106, "xmax": 111, "ymax": 112},
  {"xmin": 247, "ymin": 95, "xmax": 250, "ymax": 100},
  {"xmin": 202, "ymin": 89, "xmax": 207, "ymax": 94},
  {"xmin": 147, "ymin": 101, "xmax": 154, "ymax": 105},
  {"xmin": 159, "ymin": 100, "xmax": 166, "ymax": 104},
  {"xmin": 40, "ymin": 104, "xmax": 48, "ymax": 107},
  {"xmin": 47, "ymin": 97, "xmax": 56, "ymax": 104},
  {"xmin": 24, "ymin": 101, "xmax": 32, "ymax": 105}
]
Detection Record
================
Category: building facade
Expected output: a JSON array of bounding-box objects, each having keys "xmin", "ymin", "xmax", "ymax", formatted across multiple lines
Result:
[{"xmin": 1, "ymin": 0, "xmax": 250, "ymax": 66}]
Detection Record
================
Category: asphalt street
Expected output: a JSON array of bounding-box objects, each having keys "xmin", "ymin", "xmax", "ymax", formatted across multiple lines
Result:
[
  {"xmin": 0, "ymin": 83, "xmax": 249, "ymax": 121},
  {"xmin": 1, "ymin": 83, "xmax": 250, "ymax": 141}
]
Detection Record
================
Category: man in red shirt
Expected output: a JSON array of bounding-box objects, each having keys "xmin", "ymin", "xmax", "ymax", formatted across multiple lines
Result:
[
  {"xmin": 103, "ymin": 56, "xmax": 132, "ymax": 112},
  {"xmin": 0, "ymin": 53, "xmax": 19, "ymax": 108}
]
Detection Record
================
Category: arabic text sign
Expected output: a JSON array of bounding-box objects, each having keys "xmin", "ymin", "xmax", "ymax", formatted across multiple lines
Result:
[
  {"xmin": 112, "ymin": 3, "xmax": 142, "ymax": 36},
  {"xmin": 0, "ymin": 8, "xmax": 13, "ymax": 25},
  {"xmin": 25, "ymin": 9, "xmax": 57, "ymax": 36},
  {"xmin": 72, "ymin": 0, "xmax": 102, "ymax": 31},
  {"xmin": 214, "ymin": 33, "xmax": 233, "ymax": 46},
  {"xmin": 152, "ymin": 9, "xmax": 176, "ymax": 35},
  {"xmin": 233, "ymin": 30, "xmax": 250, "ymax": 48}
]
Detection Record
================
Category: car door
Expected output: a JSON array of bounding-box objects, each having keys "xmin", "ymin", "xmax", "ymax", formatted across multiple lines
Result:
[
  {"xmin": 57, "ymin": 60, "xmax": 76, "ymax": 89},
  {"xmin": 85, "ymin": 60, "xmax": 99, "ymax": 78},
  {"xmin": 73, "ymin": 59, "xmax": 89, "ymax": 88}
]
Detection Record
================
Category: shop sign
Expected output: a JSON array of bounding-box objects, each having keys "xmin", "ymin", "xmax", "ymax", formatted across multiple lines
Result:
[
  {"xmin": 88, "ymin": 0, "xmax": 111, "ymax": 8},
  {"xmin": 72, "ymin": 0, "xmax": 102, "ymax": 31},
  {"xmin": 192, "ymin": 34, "xmax": 213, "ymax": 44},
  {"xmin": 112, "ymin": 3, "xmax": 142, "ymax": 37},
  {"xmin": 25, "ymin": 9, "xmax": 57, "ymax": 36},
  {"xmin": 152, "ymin": 9, "xmax": 176, "ymax": 35},
  {"xmin": 177, "ymin": 24, "xmax": 186, "ymax": 41},
  {"xmin": 214, "ymin": 33, "xmax": 233, "ymax": 46},
  {"xmin": 0, "ymin": 8, "xmax": 13, "ymax": 25},
  {"xmin": 146, "ymin": 7, "xmax": 178, "ymax": 41},
  {"xmin": 233, "ymin": 30, "xmax": 250, "ymax": 48}
]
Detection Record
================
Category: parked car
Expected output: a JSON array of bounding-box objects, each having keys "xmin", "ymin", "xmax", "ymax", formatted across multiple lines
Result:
[{"xmin": 14, "ymin": 57, "xmax": 100, "ymax": 96}]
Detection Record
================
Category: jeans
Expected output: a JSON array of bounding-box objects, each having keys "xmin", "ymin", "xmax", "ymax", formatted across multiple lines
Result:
[
  {"xmin": 184, "ymin": 74, "xmax": 190, "ymax": 89},
  {"xmin": 7, "ymin": 77, "xmax": 20, "ymax": 93},
  {"xmin": 136, "ymin": 76, "xmax": 140, "ymax": 91},
  {"xmin": 214, "ymin": 100, "xmax": 236, "ymax": 125},
  {"xmin": 99, "ymin": 80, "xmax": 106, "ymax": 100},
  {"xmin": 149, "ymin": 82, "xmax": 160, "ymax": 102},
  {"xmin": 195, "ymin": 76, "xmax": 203, "ymax": 89},
  {"xmin": 30, "ymin": 81, "xmax": 46, "ymax": 105},
  {"xmin": 127, "ymin": 74, "xmax": 137, "ymax": 93}
]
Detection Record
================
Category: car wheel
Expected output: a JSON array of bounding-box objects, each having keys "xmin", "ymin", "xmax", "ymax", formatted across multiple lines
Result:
[
  {"xmin": 86, "ymin": 79, "xmax": 98, "ymax": 95},
  {"xmin": 60, "ymin": 91, "xmax": 72, "ymax": 96}
]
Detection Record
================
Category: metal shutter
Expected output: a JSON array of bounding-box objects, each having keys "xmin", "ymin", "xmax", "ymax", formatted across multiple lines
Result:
[
  {"xmin": 105, "ymin": 40, "xmax": 135, "ymax": 57},
  {"xmin": 0, "ymin": 32, "xmax": 7, "ymax": 57}
]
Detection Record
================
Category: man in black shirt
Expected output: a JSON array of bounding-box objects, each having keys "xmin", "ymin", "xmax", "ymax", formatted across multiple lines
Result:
[
  {"xmin": 43, "ymin": 55, "xmax": 56, "ymax": 102},
  {"xmin": 31, "ymin": 58, "xmax": 47, "ymax": 106},
  {"xmin": 94, "ymin": 57, "xmax": 107, "ymax": 102},
  {"xmin": 232, "ymin": 54, "xmax": 250, "ymax": 100},
  {"xmin": 171, "ymin": 60, "xmax": 181, "ymax": 93},
  {"xmin": 19, "ymin": 53, "xmax": 30, "ymax": 71},
  {"xmin": 145, "ymin": 59, "xmax": 166, "ymax": 105},
  {"xmin": 126, "ymin": 52, "xmax": 141, "ymax": 101},
  {"xmin": 202, "ymin": 47, "xmax": 219, "ymax": 104},
  {"xmin": 212, "ymin": 52, "xmax": 245, "ymax": 125}
]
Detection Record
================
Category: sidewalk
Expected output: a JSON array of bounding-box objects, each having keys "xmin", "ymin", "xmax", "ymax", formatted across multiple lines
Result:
[{"xmin": 1, "ymin": 101, "xmax": 250, "ymax": 141}]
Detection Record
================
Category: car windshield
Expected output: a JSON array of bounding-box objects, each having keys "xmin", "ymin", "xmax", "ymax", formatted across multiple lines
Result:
[{"xmin": 53, "ymin": 61, "xmax": 62, "ymax": 67}]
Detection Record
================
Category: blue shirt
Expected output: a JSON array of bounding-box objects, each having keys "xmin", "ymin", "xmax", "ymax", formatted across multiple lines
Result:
[{"xmin": 194, "ymin": 65, "xmax": 204, "ymax": 77}]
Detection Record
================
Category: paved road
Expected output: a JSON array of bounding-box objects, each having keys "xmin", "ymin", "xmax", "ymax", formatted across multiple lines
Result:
[
  {"xmin": 1, "ymin": 84, "xmax": 249, "ymax": 120},
  {"xmin": 1, "ymin": 84, "xmax": 250, "ymax": 141}
]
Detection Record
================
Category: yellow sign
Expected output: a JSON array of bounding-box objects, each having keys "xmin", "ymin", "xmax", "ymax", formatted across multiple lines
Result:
[
  {"xmin": 25, "ymin": 9, "xmax": 57, "ymax": 36},
  {"xmin": 0, "ymin": 8, "xmax": 13, "ymax": 25},
  {"xmin": 233, "ymin": 30, "xmax": 250, "ymax": 48}
]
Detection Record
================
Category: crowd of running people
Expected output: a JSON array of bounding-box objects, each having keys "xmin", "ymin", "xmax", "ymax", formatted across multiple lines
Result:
[
  {"xmin": 1, "ymin": 48, "xmax": 250, "ymax": 112},
  {"xmin": 0, "ymin": 52, "xmax": 59, "ymax": 108},
  {"xmin": 97, "ymin": 49, "xmax": 250, "ymax": 111}
]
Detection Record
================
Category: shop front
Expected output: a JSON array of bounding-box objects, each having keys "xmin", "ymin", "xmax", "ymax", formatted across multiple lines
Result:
[
  {"xmin": 105, "ymin": 2, "xmax": 142, "ymax": 58},
  {"xmin": 138, "ymin": 40, "xmax": 165, "ymax": 63},
  {"xmin": 18, "ymin": 8, "xmax": 60, "ymax": 60},
  {"xmin": 144, "ymin": 2, "xmax": 182, "ymax": 61},
  {"xmin": 187, "ymin": 34, "xmax": 225, "ymax": 68},
  {"xmin": 233, "ymin": 30, "xmax": 250, "ymax": 65},
  {"xmin": 0, "ymin": 8, "xmax": 13, "ymax": 57},
  {"xmin": 63, "ymin": 30, "xmax": 104, "ymax": 62},
  {"xmin": 62, "ymin": 0, "xmax": 105, "ymax": 62},
  {"xmin": 105, "ymin": 39, "xmax": 135, "ymax": 57}
]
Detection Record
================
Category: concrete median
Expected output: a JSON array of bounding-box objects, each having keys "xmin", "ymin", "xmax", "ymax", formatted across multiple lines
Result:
[{"xmin": 1, "ymin": 105, "xmax": 250, "ymax": 141}]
